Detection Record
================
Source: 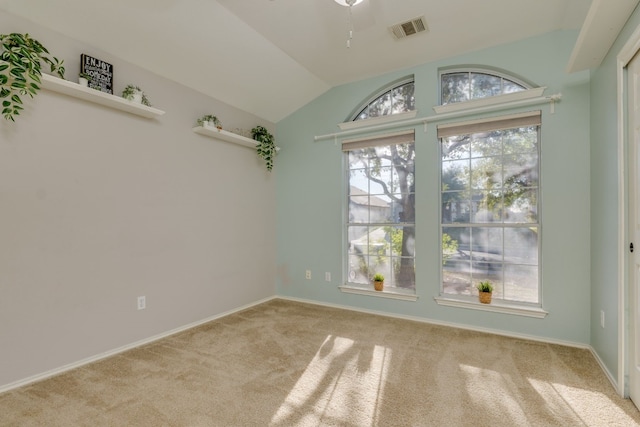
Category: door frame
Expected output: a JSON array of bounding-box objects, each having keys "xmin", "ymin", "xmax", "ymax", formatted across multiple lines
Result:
[{"xmin": 618, "ymin": 24, "xmax": 640, "ymax": 398}]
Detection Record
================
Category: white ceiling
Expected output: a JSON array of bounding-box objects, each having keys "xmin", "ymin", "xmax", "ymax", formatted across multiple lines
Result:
[{"xmin": 0, "ymin": 0, "xmax": 630, "ymax": 123}]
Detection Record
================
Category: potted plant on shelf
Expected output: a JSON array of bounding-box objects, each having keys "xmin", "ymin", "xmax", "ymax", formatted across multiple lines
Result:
[
  {"xmin": 373, "ymin": 273, "xmax": 384, "ymax": 291},
  {"xmin": 197, "ymin": 114, "xmax": 222, "ymax": 130},
  {"xmin": 0, "ymin": 32, "xmax": 66, "ymax": 121},
  {"xmin": 252, "ymin": 125, "xmax": 276, "ymax": 171},
  {"xmin": 122, "ymin": 84, "xmax": 151, "ymax": 106},
  {"xmin": 476, "ymin": 281, "xmax": 494, "ymax": 304},
  {"xmin": 78, "ymin": 72, "xmax": 91, "ymax": 87}
]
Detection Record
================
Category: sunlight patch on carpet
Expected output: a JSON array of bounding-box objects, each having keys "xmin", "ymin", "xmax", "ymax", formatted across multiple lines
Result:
[{"xmin": 270, "ymin": 335, "xmax": 391, "ymax": 426}]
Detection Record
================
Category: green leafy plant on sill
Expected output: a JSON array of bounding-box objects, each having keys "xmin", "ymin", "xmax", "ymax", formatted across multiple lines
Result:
[
  {"xmin": 373, "ymin": 273, "xmax": 384, "ymax": 282},
  {"xmin": 476, "ymin": 281, "xmax": 494, "ymax": 293},
  {"xmin": 0, "ymin": 32, "xmax": 65, "ymax": 121},
  {"xmin": 252, "ymin": 125, "xmax": 276, "ymax": 171}
]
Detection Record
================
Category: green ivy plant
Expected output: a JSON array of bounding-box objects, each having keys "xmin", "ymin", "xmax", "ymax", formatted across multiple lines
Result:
[
  {"xmin": 122, "ymin": 84, "xmax": 151, "ymax": 107},
  {"xmin": 252, "ymin": 125, "xmax": 276, "ymax": 171},
  {"xmin": 0, "ymin": 32, "xmax": 65, "ymax": 121}
]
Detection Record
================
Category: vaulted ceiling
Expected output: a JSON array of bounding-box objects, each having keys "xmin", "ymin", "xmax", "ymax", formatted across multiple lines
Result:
[{"xmin": 0, "ymin": 0, "xmax": 635, "ymax": 123}]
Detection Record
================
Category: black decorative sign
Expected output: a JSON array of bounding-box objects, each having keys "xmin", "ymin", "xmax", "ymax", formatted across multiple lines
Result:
[{"xmin": 80, "ymin": 54, "xmax": 114, "ymax": 94}]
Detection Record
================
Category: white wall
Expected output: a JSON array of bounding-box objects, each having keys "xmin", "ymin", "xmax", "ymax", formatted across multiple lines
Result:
[{"xmin": 0, "ymin": 12, "xmax": 276, "ymax": 388}]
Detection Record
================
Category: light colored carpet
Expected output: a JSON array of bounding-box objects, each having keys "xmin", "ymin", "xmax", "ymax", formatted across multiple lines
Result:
[{"xmin": 1, "ymin": 299, "xmax": 639, "ymax": 426}]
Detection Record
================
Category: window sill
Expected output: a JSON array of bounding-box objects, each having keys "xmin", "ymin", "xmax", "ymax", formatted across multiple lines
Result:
[
  {"xmin": 339, "ymin": 285, "xmax": 418, "ymax": 301},
  {"xmin": 337, "ymin": 110, "xmax": 418, "ymax": 131},
  {"xmin": 433, "ymin": 296, "xmax": 548, "ymax": 318},
  {"xmin": 432, "ymin": 87, "xmax": 546, "ymax": 115}
]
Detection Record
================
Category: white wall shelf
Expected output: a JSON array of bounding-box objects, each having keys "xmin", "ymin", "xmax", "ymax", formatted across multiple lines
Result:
[
  {"xmin": 40, "ymin": 74, "xmax": 165, "ymax": 119},
  {"xmin": 192, "ymin": 126, "xmax": 258, "ymax": 148}
]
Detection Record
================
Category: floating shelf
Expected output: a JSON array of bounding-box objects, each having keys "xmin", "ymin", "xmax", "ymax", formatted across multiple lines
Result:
[
  {"xmin": 40, "ymin": 74, "xmax": 165, "ymax": 118},
  {"xmin": 192, "ymin": 126, "xmax": 281, "ymax": 154},
  {"xmin": 192, "ymin": 126, "xmax": 258, "ymax": 148}
]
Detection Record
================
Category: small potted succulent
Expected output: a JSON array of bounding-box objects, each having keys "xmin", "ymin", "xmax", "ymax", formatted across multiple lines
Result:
[
  {"xmin": 252, "ymin": 125, "xmax": 276, "ymax": 171},
  {"xmin": 122, "ymin": 84, "xmax": 151, "ymax": 106},
  {"xmin": 476, "ymin": 281, "xmax": 494, "ymax": 304},
  {"xmin": 197, "ymin": 114, "xmax": 222, "ymax": 129},
  {"xmin": 373, "ymin": 273, "xmax": 384, "ymax": 291}
]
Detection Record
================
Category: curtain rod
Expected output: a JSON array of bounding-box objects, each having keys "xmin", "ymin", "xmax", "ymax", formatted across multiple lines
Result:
[{"xmin": 314, "ymin": 93, "xmax": 562, "ymax": 142}]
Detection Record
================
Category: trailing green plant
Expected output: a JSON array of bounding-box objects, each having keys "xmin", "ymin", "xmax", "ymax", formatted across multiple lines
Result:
[
  {"xmin": 79, "ymin": 72, "xmax": 91, "ymax": 80},
  {"xmin": 252, "ymin": 125, "xmax": 276, "ymax": 171},
  {"xmin": 122, "ymin": 84, "xmax": 151, "ymax": 106},
  {"xmin": 0, "ymin": 32, "xmax": 65, "ymax": 121},
  {"xmin": 373, "ymin": 273, "xmax": 384, "ymax": 282},
  {"xmin": 476, "ymin": 281, "xmax": 494, "ymax": 293},
  {"xmin": 197, "ymin": 114, "xmax": 221, "ymax": 128}
]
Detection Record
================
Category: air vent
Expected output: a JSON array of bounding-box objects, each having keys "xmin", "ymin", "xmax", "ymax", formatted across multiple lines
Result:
[{"xmin": 390, "ymin": 16, "xmax": 428, "ymax": 39}]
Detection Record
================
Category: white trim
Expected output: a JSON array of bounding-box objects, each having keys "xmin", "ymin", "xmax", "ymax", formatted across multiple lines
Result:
[
  {"xmin": 338, "ymin": 285, "xmax": 419, "ymax": 301},
  {"xmin": 0, "ymin": 296, "xmax": 276, "ymax": 394},
  {"xmin": 432, "ymin": 87, "xmax": 546, "ymax": 115},
  {"xmin": 337, "ymin": 110, "xmax": 418, "ymax": 130},
  {"xmin": 590, "ymin": 345, "xmax": 623, "ymax": 395},
  {"xmin": 433, "ymin": 296, "xmax": 548, "ymax": 318},
  {"xmin": 616, "ymin": 22, "xmax": 640, "ymax": 399},
  {"xmin": 278, "ymin": 295, "xmax": 588, "ymax": 348},
  {"xmin": 314, "ymin": 93, "xmax": 560, "ymax": 142}
]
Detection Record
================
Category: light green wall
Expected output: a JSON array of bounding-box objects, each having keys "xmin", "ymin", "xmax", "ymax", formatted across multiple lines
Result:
[
  {"xmin": 276, "ymin": 30, "xmax": 591, "ymax": 344},
  {"xmin": 590, "ymin": 4, "xmax": 640, "ymax": 387}
]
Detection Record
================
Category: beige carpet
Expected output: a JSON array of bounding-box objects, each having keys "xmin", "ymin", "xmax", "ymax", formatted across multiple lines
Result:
[{"xmin": 1, "ymin": 299, "xmax": 639, "ymax": 426}]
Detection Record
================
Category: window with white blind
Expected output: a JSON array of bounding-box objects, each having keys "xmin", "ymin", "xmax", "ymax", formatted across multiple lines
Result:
[
  {"xmin": 344, "ymin": 130, "xmax": 416, "ymax": 293},
  {"xmin": 439, "ymin": 111, "xmax": 541, "ymax": 305}
]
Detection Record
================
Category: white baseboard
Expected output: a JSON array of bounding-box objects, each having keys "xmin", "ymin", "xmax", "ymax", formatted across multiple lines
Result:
[
  {"xmin": 588, "ymin": 346, "xmax": 622, "ymax": 396},
  {"xmin": 2, "ymin": 294, "xmax": 619, "ymax": 398},
  {"xmin": 278, "ymin": 295, "xmax": 592, "ymax": 349},
  {"xmin": 0, "ymin": 296, "xmax": 277, "ymax": 394}
]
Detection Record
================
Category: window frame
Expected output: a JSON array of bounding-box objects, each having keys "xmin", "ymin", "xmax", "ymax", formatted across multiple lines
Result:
[
  {"xmin": 434, "ymin": 68, "xmax": 547, "ymax": 317},
  {"xmin": 340, "ymin": 130, "xmax": 418, "ymax": 300}
]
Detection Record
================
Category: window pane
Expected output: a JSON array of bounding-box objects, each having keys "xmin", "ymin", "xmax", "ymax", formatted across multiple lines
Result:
[
  {"xmin": 392, "ymin": 82, "xmax": 415, "ymax": 114},
  {"xmin": 442, "ymin": 193, "xmax": 470, "ymax": 224},
  {"xmin": 472, "ymin": 190, "xmax": 503, "ymax": 222},
  {"xmin": 442, "ymin": 72, "xmax": 470, "ymax": 104},
  {"xmin": 504, "ymin": 227, "xmax": 538, "ymax": 264},
  {"xmin": 504, "ymin": 189, "xmax": 538, "ymax": 223},
  {"xmin": 442, "ymin": 136, "xmax": 471, "ymax": 160},
  {"xmin": 503, "ymin": 79, "xmax": 525, "ymax": 94},
  {"xmin": 348, "ymin": 254, "xmax": 369, "ymax": 284},
  {"xmin": 504, "ymin": 264, "xmax": 538, "ymax": 303},
  {"xmin": 442, "ymin": 226, "xmax": 469, "ymax": 295},
  {"xmin": 471, "ymin": 157, "xmax": 502, "ymax": 190},
  {"xmin": 368, "ymin": 92, "xmax": 391, "ymax": 118},
  {"xmin": 471, "ymin": 73, "xmax": 502, "ymax": 99}
]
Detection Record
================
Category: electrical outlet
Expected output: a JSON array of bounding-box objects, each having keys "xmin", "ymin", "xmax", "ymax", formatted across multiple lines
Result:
[
  {"xmin": 325, "ymin": 272, "xmax": 331, "ymax": 282},
  {"xmin": 601, "ymin": 310, "xmax": 605, "ymax": 328},
  {"xmin": 137, "ymin": 296, "xmax": 146, "ymax": 310},
  {"xmin": 305, "ymin": 270, "xmax": 311, "ymax": 280}
]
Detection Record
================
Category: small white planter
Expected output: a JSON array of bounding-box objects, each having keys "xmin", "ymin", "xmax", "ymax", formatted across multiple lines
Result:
[
  {"xmin": 78, "ymin": 77, "xmax": 88, "ymax": 87},
  {"xmin": 131, "ymin": 91, "xmax": 143, "ymax": 104}
]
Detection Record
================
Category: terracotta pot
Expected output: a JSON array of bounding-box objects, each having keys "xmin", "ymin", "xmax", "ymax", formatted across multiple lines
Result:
[{"xmin": 374, "ymin": 280, "xmax": 384, "ymax": 291}]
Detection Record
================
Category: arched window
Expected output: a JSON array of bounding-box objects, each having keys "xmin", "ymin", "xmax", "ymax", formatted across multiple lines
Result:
[
  {"xmin": 440, "ymin": 68, "xmax": 531, "ymax": 105},
  {"xmin": 351, "ymin": 77, "xmax": 415, "ymax": 121},
  {"xmin": 437, "ymin": 67, "xmax": 542, "ymax": 310}
]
